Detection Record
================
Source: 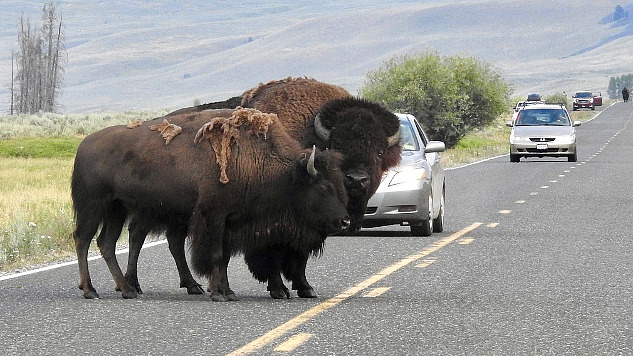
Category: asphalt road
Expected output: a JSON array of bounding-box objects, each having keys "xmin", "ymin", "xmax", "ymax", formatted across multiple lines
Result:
[{"xmin": 2, "ymin": 103, "xmax": 632, "ymax": 355}]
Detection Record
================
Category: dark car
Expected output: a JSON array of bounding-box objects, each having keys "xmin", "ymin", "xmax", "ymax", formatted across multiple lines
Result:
[{"xmin": 572, "ymin": 91, "xmax": 595, "ymax": 111}]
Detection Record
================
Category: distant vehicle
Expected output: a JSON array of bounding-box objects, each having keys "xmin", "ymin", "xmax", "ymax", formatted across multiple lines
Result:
[
  {"xmin": 593, "ymin": 92, "xmax": 603, "ymax": 106},
  {"xmin": 506, "ymin": 103, "xmax": 581, "ymax": 162},
  {"xmin": 526, "ymin": 93, "xmax": 542, "ymax": 101},
  {"xmin": 363, "ymin": 113, "xmax": 446, "ymax": 236},
  {"xmin": 572, "ymin": 91, "xmax": 595, "ymax": 111},
  {"xmin": 512, "ymin": 99, "xmax": 545, "ymax": 121}
]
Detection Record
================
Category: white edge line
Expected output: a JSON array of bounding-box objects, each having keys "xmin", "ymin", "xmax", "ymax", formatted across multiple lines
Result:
[{"xmin": 0, "ymin": 239, "xmax": 167, "ymax": 282}]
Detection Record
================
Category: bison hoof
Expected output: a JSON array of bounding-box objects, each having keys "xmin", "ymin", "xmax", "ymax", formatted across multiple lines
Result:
[
  {"xmin": 297, "ymin": 288, "xmax": 318, "ymax": 298},
  {"xmin": 187, "ymin": 285, "xmax": 205, "ymax": 295},
  {"xmin": 226, "ymin": 292, "xmax": 240, "ymax": 301},
  {"xmin": 210, "ymin": 292, "xmax": 228, "ymax": 302},
  {"xmin": 82, "ymin": 290, "xmax": 100, "ymax": 299},
  {"xmin": 121, "ymin": 290, "xmax": 138, "ymax": 299},
  {"xmin": 270, "ymin": 289, "xmax": 290, "ymax": 299}
]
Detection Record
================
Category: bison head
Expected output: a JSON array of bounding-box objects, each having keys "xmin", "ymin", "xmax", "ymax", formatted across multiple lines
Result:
[
  {"xmin": 304, "ymin": 97, "xmax": 402, "ymax": 232},
  {"xmin": 292, "ymin": 146, "xmax": 351, "ymax": 237}
]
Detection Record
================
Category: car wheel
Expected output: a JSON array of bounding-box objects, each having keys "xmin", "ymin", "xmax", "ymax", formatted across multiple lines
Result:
[
  {"xmin": 568, "ymin": 151, "xmax": 577, "ymax": 162},
  {"xmin": 411, "ymin": 193, "xmax": 433, "ymax": 237},
  {"xmin": 432, "ymin": 188, "xmax": 445, "ymax": 233},
  {"xmin": 510, "ymin": 154, "xmax": 520, "ymax": 162}
]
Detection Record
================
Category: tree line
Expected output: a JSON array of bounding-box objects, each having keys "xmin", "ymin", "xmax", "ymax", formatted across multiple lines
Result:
[
  {"xmin": 10, "ymin": 2, "xmax": 66, "ymax": 115},
  {"xmin": 608, "ymin": 74, "xmax": 633, "ymax": 99}
]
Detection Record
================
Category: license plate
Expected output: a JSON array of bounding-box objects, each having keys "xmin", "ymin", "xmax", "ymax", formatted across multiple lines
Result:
[{"xmin": 536, "ymin": 144, "xmax": 548, "ymax": 150}]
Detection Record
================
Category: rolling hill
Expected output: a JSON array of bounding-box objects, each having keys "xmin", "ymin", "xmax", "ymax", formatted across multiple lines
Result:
[{"xmin": 1, "ymin": 0, "xmax": 632, "ymax": 113}]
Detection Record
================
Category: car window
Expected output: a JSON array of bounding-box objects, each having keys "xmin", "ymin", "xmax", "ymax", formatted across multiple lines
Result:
[
  {"xmin": 516, "ymin": 109, "xmax": 569, "ymax": 126},
  {"xmin": 576, "ymin": 92, "xmax": 592, "ymax": 98},
  {"xmin": 399, "ymin": 119, "xmax": 419, "ymax": 151}
]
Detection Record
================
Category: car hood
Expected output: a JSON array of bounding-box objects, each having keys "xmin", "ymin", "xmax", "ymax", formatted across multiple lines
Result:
[{"xmin": 513, "ymin": 126, "xmax": 574, "ymax": 137}]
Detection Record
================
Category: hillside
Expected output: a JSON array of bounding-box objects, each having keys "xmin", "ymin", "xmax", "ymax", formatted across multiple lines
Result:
[{"xmin": 1, "ymin": 0, "xmax": 632, "ymax": 113}]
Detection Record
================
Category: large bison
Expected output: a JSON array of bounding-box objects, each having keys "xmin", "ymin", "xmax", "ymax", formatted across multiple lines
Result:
[
  {"xmin": 123, "ymin": 78, "xmax": 402, "ymax": 298},
  {"xmin": 71, "ymin": 107, "xmax": 350, "ymax": 300}
]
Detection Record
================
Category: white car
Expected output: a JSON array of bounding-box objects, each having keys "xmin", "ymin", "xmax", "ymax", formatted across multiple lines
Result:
[
  {"xmin": 363, "ymin": 113, "xmax": 446, "ymax": 236},
  {"xmin": 506, "ymin": 104, "xmax": 580, "ymax": 162}
]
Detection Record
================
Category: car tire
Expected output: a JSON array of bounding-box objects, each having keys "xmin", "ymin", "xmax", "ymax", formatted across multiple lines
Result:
[
  {"xmin": 432, "ymin": 187, "xmax": 445, "ymax": 233},
  {"xmin": 568, "ymin": 151, "xmax": 577, "ymax": 162},
  {"xmin": 411, "ymin": 193, "xmax": 433, "ymax": 237},
  {"xmin": 510, "ymin": 154, "xmax": 520, "ymax": 162}
]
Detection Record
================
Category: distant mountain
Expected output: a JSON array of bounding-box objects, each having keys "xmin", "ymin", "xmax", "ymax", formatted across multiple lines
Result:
[{"xmin": 0, "ymin": 0, "xmax": 631, "ymax": 113}]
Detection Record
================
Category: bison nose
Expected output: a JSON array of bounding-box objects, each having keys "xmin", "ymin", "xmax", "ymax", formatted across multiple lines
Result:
[{"xmin": 345, "ymin": 172, "xmax": 369, "ymax": 191}]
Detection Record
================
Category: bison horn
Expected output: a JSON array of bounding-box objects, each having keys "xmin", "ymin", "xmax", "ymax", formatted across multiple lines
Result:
[
  {"xmin": 387, "ymin": 128, "xmax": 401, "ymax": 147},
  {"xmin": 307, "ymin": 145, "xmax": 318, "ymax": 177},
  {"xmin": 313, "ymin": 113, "xmax": 331, "ymax": 142}
]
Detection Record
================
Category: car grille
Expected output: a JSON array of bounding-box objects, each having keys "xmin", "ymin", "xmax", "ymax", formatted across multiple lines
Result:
[
  {"xmin": 529, "ymin": 137, "xmax": 555, "ymax": 142},
  {"xmin": 524, "ymin": 148, "xmax": 568, "ymax": 153},
  {"xmin": 365, "ymin": 207, "xmax": 377, "ymax": 214}
]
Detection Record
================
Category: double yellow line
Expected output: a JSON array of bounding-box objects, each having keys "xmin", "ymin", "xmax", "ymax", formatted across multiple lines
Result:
[{"xmin": 228, "ymin": 222, "xmax": 483, "ymax": 355}]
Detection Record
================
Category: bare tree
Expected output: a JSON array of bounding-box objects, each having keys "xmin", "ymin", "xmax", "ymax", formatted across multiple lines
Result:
[{"xmin": 11, "ymin": 2, "xmax": 66, "ymax": 114}]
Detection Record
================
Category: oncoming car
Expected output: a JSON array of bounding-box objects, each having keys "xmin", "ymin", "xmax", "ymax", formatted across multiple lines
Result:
[
  {"xmin": 363, "ymin": 113, "xmax": 446, "ymax": 236},
  {"xmin": 506, "ymin": 104, "xmax": 581, "ymax": 162}
]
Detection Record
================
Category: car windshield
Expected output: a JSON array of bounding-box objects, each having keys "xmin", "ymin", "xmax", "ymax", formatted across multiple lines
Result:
[
  {"xmin": 576, "ymin": 92, "xmax": 592, "ymax": 98},
  {"xmin": 516, "ymin": 109, "xmax": 570, "ymax": 126},
  {"xmin": 399, "ymin": 119, "xmax": 419, "ymax": 151}
]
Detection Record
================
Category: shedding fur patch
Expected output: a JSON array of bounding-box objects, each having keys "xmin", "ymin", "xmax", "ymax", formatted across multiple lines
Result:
[
  {"xmin": 149, "ymin": 119, "xmax": 182, "ymax": 145},
  {"xmin": 194, "ymin": 107, "xmax": 277, "ymax": 184},
  {"xmin": 126, "ymin": 119, "xmax": 144, "ymax": 128}
]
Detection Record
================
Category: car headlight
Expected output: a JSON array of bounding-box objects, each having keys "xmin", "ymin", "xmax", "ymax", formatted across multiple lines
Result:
[
  {"xmin": 557, "ymin": 135, "xmax": 576, "ymax": 144},
  {"xmin": 389, "ymin": 167, "xmax": 426, "ymax": 186}
]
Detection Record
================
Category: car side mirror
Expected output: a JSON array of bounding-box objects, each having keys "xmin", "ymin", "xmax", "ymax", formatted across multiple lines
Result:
[
  {"xmin": 573, "ymin": 121, "xmax": 581, "ymax": 127},
  {"xmin": 505, "ymin": 121, "xmax": 514, "ymax": 127},
  {"xmin": 424, "ymin": 141, "xmax": 446, "ymax": 153}
]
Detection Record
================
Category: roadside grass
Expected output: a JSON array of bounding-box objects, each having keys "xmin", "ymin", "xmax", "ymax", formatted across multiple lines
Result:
[
  {"xmin": 0, "ymin": 108, "xmax": 598, "ymax": 273},
  {"xmin": 0, "ymin": 110, "xmax": 166, "ymax": 273}
]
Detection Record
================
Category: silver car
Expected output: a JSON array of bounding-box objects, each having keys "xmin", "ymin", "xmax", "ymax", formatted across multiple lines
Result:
[
  {"xmin": 363, "ymin": 113, "xmax": 446, "ymax": 236},
  {"xmin": 506, "ymin": 104, "xmax": 580, "ymax": 162}
]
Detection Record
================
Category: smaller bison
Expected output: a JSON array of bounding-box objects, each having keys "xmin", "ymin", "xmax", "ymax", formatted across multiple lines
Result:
[{"xmin": 71, "ymin": 108, "xmax": 350, "ymax": 300}]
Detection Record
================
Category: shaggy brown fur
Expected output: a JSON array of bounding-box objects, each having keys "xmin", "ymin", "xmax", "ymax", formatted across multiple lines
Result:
[
  {"xmin": 149, "ymin": 119, "xmax": 182, "ymax": 145},
  {"xmin": 194, "ymin": 108, "xmax": 277, "ymax": 183},
  {"xmin": 239, "ymin": 77, "xmax": 352, "ymax": 141}
]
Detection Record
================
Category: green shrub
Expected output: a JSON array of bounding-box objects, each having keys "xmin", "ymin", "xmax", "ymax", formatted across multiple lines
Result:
[{"xmin": 361, "ymin": 51, "xmax": 511, "ymax": 147}]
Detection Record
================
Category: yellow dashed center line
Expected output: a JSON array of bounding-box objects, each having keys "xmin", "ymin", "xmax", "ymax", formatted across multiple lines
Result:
[
  {"xmin": 273, "ymin": 333, "xmax": 314, "ymax": 352},
  {"xmin": 363, "ymin": 287, "xmax": 391, "ymax": 298},
  {"xmin": 227, "ymin": 222, "xmax": 483, "ymax": 355}
]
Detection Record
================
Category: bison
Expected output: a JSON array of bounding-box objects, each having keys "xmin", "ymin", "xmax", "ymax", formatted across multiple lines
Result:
[
  {"xmin": 123, "ymin": 78, "xmax": 402, "ymax": 299},
  {"xmin": 71, "ymin": 107, "xmax": 350, "ymax": 300}
]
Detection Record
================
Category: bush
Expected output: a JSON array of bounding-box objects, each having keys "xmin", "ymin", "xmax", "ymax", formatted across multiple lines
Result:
[
  {"xmin": 361, "ymin": 52, "xmax": 511, "ymax": 147},
  {"xmin": 543, "ymin": 93, "xmax": 568, "ymax": 108}
]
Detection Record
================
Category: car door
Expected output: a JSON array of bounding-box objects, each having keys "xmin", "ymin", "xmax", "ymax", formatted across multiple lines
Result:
[{"xmin": 414, "ymin": 120, "xmax": 444, "ymax": 215}]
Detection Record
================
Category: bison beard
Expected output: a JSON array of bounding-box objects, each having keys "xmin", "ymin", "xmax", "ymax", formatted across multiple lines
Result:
[{"xmin": 71, "ymin": 107, "xmax": 350, "ymax": 301}]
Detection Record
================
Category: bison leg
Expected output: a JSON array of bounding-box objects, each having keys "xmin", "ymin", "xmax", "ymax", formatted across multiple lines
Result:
[
  {"xmin": 123, "ymin": 218, "xmax": 151, "ymax": 294},
  {"xmin": 208, "ymin": 256, "xmax": 238, "ymax": 302},
  {"xmin": 97, "ymin": 204, "xmax": 137, "ymax": 299},
  {"xmin": 283, "ymin": 253, "xmax": 318, "ymax": 298},
  {"xmin": 244, "ymin": 248, "xmax": 290, "ymax": 299},
  {"xmin": 166, "ymin": 227, "xmax": 204, "ymax": 295},
  {"xmin": 73, "ymin": 217, "xmax": 100, "ymax": 299}
]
